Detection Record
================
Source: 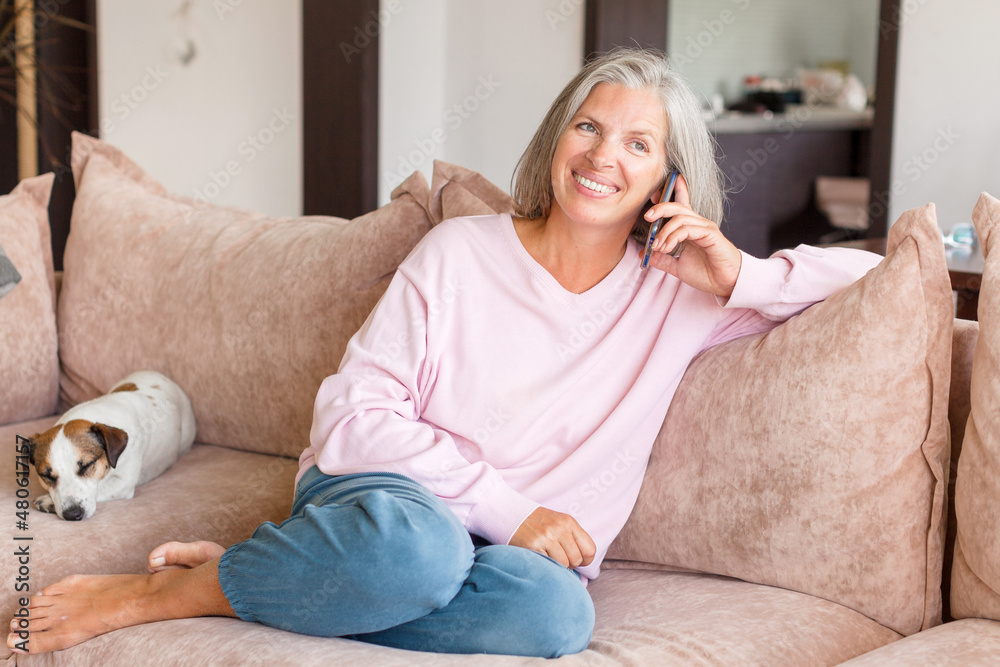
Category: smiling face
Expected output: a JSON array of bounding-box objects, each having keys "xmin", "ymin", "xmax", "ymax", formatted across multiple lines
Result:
[{"xmin": 549, "ymin": 83, "xmax": 669, "ymax": 235}]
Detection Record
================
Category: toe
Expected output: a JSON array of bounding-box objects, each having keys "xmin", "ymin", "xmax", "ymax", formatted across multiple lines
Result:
[
  {"xmin": 7, "ymin": 632, "xmax": 25, "ymax": 652},
  {"xmin": 148, "ymin": 540, "xmax": 225, "ymax": 572},
  {"xmin": 28, "ymin": 593, "xmax": 54, "ymax": 609},
  {"xmin": 41, "ymin": 577, "xmax": 78, "ymax": 596}
]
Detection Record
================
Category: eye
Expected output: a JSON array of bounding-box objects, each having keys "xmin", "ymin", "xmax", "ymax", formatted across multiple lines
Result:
[
  {"xmin": 39, "ymin": 470, "xmax": 57, "ymax": 485},
  {"xmin": 629, "ymin": 140, "xmax": 649, "ymax": 152},
  {"xmin": 577, "ymin": 122, "xmax": 597, "ymax": 133},
  {"xmin": 78, "ymin": 459, "xmax": 97, "ymax": 475}
]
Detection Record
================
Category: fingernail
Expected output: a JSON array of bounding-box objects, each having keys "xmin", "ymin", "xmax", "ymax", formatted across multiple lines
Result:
[{"xmin": 149, "ymin": 556, "xmax": 165, "ymax": 569}]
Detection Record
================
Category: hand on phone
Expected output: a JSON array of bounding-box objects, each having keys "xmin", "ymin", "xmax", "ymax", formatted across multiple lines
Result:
[{"xmin": 642, "ymin": 173, "xmax": 742, "ymax": 298}]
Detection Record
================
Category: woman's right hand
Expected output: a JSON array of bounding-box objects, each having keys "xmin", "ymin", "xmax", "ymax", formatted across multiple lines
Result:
[
  {"xmin": 509, "ymin": 506, "xmax": 596, "ymax": 569},
  {"xmin": 645, "ymin": 174, "xmax": 742, "ymax": 299}
]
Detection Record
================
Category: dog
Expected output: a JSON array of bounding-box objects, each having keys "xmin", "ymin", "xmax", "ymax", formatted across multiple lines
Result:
[{"xmin": 24, "ymin": 371, "xmax": 196, "ymax": 521}]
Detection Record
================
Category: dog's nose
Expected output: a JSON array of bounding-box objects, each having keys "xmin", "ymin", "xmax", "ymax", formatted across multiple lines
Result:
[{"xmin": 62, "ymin": 505, "xmax": 85, "ymax": 521}]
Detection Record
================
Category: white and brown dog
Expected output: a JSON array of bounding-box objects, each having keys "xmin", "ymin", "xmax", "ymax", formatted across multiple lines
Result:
[{"xmin": 25, "ymin": 371, "xmax": 196, "ymax": 521}]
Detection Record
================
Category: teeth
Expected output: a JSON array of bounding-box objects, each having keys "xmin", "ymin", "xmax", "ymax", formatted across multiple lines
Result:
[{"xmin": 574, "ymin": 173, "xmax": 618, "ymax": 194}]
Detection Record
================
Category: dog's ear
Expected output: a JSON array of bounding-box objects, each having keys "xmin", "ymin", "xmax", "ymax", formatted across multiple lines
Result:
[
  {"xmin": 20, "ymin": 435, "xmax": 37, "ymax": 466},
  {"xmin": 90, "ymin": 423, "xmax": 129, "ymax": 468}
]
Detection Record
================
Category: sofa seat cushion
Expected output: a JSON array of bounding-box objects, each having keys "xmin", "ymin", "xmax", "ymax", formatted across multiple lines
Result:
[
  {"xmin": 584, "ymin": 569, "xmax": 900, "ymax": 665},
  {"xmin": 0, "ymin": 416, "xmax": 298, "ymax": 660},
  {"xmin": 12, "ymin": 569, "xmax": 899, "ymax": 666},
  {"xmin": 839, "ymin": 618, "xmax": 1000, "ymax": 665}
]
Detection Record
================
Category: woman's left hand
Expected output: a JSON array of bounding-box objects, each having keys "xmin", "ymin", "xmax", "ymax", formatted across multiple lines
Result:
[{"xmin": 644, "ymin": 174, "xmax": 742, "ymax": 298}]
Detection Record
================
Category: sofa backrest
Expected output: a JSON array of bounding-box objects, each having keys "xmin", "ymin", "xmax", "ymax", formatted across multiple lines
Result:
[
  {"xmin": 57, "ymin": 141, "xmax": 515, "ymax": 461},
  {"xmin": 58, "ymin": 133, "xmax": 435, "ymax": 458}
]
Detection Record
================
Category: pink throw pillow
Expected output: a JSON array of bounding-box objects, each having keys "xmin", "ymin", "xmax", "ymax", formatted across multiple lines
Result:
[
  {"xmin": 952, "ymin": 192, "xmax": 1000, "ymax": 620},
  {"xmin": 58, "ymin": 133, "xmax": 433, "ymax": 458},
  {"xmin": 608, "ymin": 204, "xmax": 953, "ymax": 636},
  {"xmin": 0, "ymin": 174, "xmax": 59, "ymax": 423}
]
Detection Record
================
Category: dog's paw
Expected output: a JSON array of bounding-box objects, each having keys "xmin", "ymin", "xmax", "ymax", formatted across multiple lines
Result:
[{"xmin": 33, "ymin": 495, "xmax": 55, "ymax": 513}]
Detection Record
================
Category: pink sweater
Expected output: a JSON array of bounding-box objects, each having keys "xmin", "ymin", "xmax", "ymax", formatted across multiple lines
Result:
[{"xmin": 301, "ymin": 214, "xmax": 881, "ymax": 579}]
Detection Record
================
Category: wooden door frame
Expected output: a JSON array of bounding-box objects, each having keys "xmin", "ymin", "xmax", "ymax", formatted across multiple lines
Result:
[{"xmin": 301, "ymin": 0, "xmax": 379, "ymax": 219}]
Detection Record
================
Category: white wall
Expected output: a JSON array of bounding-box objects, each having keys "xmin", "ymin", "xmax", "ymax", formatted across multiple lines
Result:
[
  {"xmin": 96, "ymin": 0, "xmax": 581, "ymax": 214},
  {"xmin": 95, "ymin": 0, "xmax": 997, "ymax": 231},
  {"xmin": 888, "ymin": 0, "xmax": 1000, "ymax": 229},
  {"xmin": 378, "ymin": 0, "xmax": 447, "ymax": 200},
  {"xmin": 96, "ymin": 0, "xmax": 302, "ymax": 217},
  {"xmin": 379, "ymin": 0, "xmax": 585, "ymax": 204}
]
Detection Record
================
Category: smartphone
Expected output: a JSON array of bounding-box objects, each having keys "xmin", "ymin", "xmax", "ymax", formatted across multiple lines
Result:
[{"xmin": 641, "ymin": 170, "xmax": 681, "ymax": 270}]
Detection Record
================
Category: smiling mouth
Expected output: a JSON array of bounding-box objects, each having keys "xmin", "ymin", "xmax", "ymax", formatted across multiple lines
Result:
[{"xmin": 573, "ymin": 172, "xmax": 619, "ymax": 195}]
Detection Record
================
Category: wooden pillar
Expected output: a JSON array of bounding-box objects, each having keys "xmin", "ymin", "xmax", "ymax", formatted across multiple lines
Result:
[
  {"xmin": 302, "ymin": 0, "xmax": 379, "ymax": 218},
  {"xmin": 867, "ymin": 0, "xmax": 900, "ymax": 239},
  {"xmin": 585, "ymin": 0, "xmax": 668, "ymax": 59},
  {"xmin": 14, "ymin": 0, "xmax": 36, "ymax": 180}
]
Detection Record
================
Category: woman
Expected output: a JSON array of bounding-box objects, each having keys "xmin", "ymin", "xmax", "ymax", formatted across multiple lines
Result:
[{"xmin": 8, "ymin": 49, "xmax": 880, "ymax": 658}]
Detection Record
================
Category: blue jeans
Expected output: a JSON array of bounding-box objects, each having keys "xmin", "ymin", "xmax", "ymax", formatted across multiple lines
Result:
[{"xmin": 217, "ymin": 467, "xmax": 595, "ymax": 657}]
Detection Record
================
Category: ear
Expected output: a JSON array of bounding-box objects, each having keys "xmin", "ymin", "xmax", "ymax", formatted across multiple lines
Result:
[
  {"xmin": 649, "ymin": 181, "xmax": 665, "ymax": 206},
  {"xmin": 21, "ymin": 435, "xmax": 37, "ymax": 466},
  {"xmin": 90, "ymin": 423, "xmax": 129, "ymax": 468}
]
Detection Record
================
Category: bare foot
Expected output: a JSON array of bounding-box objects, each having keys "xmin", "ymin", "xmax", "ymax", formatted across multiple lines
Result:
[
  {"xmin": 148, "ymin": 541, "xmax": 226, "ymax": 572},
  {"xmin": 7, "ymin": 559, "xmax": 234, "ymax": 654},
  {"xmin": 8, "ymin": 573, "xmax": 160, "ymax": 654}
]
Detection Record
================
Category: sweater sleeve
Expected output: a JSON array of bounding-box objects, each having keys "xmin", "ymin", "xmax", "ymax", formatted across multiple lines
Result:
[
  {"xmin": 705, "ymin": 244, "xmax": 883, "ymax": 347},
  {"xmin": 308, "ymin": 268, "xmax": 540, "ymax": 546}
]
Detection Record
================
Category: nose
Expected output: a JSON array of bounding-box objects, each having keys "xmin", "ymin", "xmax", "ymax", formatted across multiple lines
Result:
[
  {"xmin": 586, "ymin": 138, "xmax": 615, "ymax": 168},
  {"xmin": 62, "ymin": 505, "xmax": 85, "ymax": 521}
]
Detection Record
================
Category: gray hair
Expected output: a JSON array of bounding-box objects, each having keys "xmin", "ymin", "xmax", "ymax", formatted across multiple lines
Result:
[{"xmin": 512, "ymin": 48, "xmax": 725, "ymax": 241}]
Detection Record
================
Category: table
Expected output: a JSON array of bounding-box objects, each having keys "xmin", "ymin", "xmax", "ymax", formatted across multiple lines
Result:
[{"xmin": 948, "ymin": 245, "xmax": 984, "ymax": 321}]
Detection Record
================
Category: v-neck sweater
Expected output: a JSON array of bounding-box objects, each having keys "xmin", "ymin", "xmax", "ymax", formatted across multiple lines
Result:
[{"xmin": 301, "ymin": 213, "xmax": 881, "ymax": 580}]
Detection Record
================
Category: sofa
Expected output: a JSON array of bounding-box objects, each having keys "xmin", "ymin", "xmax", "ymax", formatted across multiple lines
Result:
[{"xmin": 1, "ymin": 131, "xmax": 999, "ymax": 665}]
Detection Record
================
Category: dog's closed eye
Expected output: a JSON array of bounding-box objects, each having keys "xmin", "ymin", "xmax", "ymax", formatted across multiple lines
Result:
[
  {"xmin": 78, "ymin": 459, "xmax": 99, "ymax": 476},
  {"xmin": 38, "ymin": 469, "xmax": 57, "ymax": 485}
]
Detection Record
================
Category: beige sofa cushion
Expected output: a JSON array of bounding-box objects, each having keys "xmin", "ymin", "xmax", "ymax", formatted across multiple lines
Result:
[
  {"xmin": 608, "ymin": 204, "xmax": 953, "ymax": 636},
  {"xmin": 5, "ymin": 569, "xmax": 900, "ymax": 666},
  {"xmin": 838, "ymin": 618, "xmax": 1000, "ymax": 666},
  {"xmin": 428, "ymin": 160, "xmax": 516, "ymax": 224},
  {"xmin": 0, "ymin": 174, "xmax": 59, "ymax": 423},
  {"xmin": 952, "ymin": 192, "xmax": 1000, "ymax": 620},
  {"xmin": 58, "ymin": 133, "xmax": 434, "ymax": 457}
]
